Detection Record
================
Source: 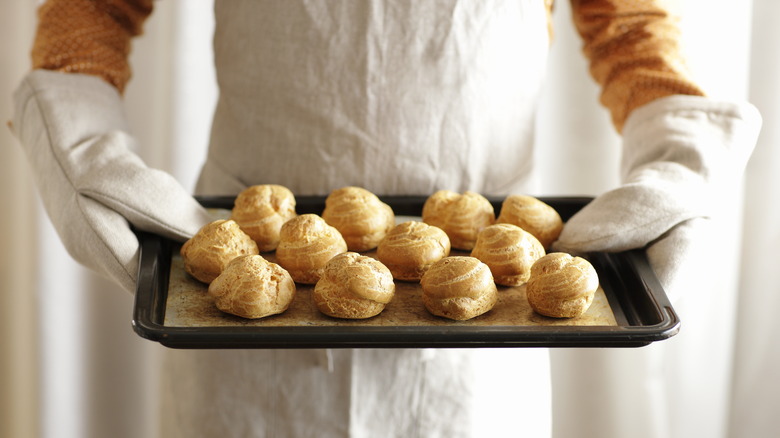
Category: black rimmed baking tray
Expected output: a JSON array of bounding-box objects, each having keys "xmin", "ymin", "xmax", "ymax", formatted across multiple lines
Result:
[{"xmin": 132, "ymin": 196, "xmax": 680, "ymax": 349}]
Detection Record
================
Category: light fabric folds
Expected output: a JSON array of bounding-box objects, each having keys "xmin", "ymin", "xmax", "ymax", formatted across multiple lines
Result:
[{"xmin": 12, "ymin": 70, "xmax": 212, "ymax": 292}]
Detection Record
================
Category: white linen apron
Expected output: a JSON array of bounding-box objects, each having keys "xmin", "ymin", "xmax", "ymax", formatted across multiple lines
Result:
[{"xmin": 163, "ymin": 1, "xmax": 552, "ymax": 437}]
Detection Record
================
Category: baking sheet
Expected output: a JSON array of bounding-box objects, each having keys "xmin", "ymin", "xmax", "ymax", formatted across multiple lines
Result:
[{"xmin": 132, "ymin": 196, "xmax": 680, "ymax": 348}]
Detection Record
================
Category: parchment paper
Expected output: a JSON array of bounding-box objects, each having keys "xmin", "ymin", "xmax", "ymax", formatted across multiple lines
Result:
[{"xmin": 164, "ymin": 250, "xmax": 617, "ymax": 328}]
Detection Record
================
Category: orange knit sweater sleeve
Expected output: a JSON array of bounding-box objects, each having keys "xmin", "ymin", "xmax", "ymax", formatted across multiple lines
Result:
[
  {"xmin": 569, "ymin": 0, "xmax": 705, "ymax": 131},
  {"xmin": 31, "ymin": 0, "xmax": 154, "ymax": 94}
]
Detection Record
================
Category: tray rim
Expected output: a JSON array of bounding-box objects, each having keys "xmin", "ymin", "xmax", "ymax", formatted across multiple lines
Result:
[{"xmin": 132, "ymin": 195, "xmax": 681, "ymax": 349}]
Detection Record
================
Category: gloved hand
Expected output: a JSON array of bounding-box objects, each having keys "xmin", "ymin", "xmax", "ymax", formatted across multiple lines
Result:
[
  {"xmin": 12, "ymin": 70, "xmax": 213, "ymax": 293},
  {"xmin": 553, "ymin": 95, "xmax": 761, "ymax": 299}
]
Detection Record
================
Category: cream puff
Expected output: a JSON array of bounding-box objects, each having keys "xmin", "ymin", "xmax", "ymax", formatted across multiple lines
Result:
[
  {"xmin": 422, "ymin": 190, "xmax": 495, "ymax": 250},
  {"xmin": 525, "ymin": 252, "xmax": 599, "ymax": 318},
  {"xmin": 231, "ymin": 184, "xmax": 297, "ymax": 252},
  {"xmin": 180, "ymin": 219, "xmax": 259, "ymax": 284},
  {"xmin": 313, "ymin": 252, "xmax": 395, "ymax": 319},
  {"xmin": 275, "ymin": 214, "xmax": 348, "ymax": 284},
  {"xmin": 496, "ymin": 195, "xmax": 563, "ymax": 250},
  {"xmin": 470, "ymin": 223, "xmax": 545, "ymax": 286},
  {"xmin": 208, "ymin": 255, "xmax": 296, "ymax": 319},
  {"xmin": 321, "ymin": 186, "xmax": 395, "ymax": 252},
  {"xmin": 376, "ymin": 221, "xmax": 451, "ymax": 281},
  {"xmin": 420, "ymin": 256, "xmax": 498, "ymax": 321}
]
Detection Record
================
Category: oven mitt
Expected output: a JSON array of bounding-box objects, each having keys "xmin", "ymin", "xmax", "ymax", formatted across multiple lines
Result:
[
  {"xmin": 11, "ymin": 70, "xmax": 213, "ymax": 293},
  {"xmin": 553, "ymin": 95, "xmax": 761, "ymax": 298}
]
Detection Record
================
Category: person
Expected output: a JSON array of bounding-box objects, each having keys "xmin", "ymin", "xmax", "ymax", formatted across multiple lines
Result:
[{"xmin": 11, "ymin": 0, "xmax": 761, "ymax": 437}]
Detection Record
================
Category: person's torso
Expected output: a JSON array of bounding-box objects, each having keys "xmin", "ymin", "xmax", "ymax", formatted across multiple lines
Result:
[{"xmin": 199, "ymin": 0, "xmax": 550, "ymax": 196}]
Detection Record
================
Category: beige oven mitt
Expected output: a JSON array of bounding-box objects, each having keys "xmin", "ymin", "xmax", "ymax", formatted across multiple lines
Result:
[
  {"xmin": 553, "ymin": 95, "xmax": 761, "ymax": 298},
  {"xmin": 12, "ymin": 70, "xmax": 213, "ymax": 293}
]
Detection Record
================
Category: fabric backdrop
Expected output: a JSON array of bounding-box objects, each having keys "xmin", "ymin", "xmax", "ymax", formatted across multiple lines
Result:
[{"xmin": 1, "ymin": 1, "xmax": 777, "ymax": 437}]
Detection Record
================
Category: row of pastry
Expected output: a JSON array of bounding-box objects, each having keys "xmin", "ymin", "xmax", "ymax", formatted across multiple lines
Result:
[{"xmin": 179, "ymin": 185, "xmax": 599, "ymax": 322}]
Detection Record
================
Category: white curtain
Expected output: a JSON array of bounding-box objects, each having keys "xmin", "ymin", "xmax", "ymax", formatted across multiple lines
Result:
[
  {"xmin": 0, "ymin": 3, "xmax": 39, "ymax": 438},
  {"xmin": 1, "ymin": 1, "xmax": 778, "ymax": 437},
  {"xmin": 730, "ymin": 0, "xmax": 780, "ymax": 435}
]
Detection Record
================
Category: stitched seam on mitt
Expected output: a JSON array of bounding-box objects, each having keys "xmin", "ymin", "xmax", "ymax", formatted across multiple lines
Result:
[{"xmin": 23, "ymin": 76, "xmax": 83, "ymax": 198}]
